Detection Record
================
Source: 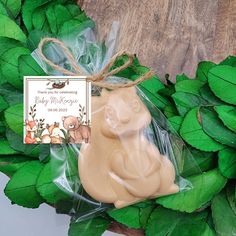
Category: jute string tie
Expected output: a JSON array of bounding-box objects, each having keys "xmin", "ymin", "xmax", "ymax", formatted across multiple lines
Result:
[{"xmin": 38, "ymin": 37, "xmax": 155, "ymax": 89}]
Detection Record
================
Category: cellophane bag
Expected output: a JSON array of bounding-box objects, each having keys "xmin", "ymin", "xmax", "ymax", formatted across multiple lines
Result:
[{"xmin": 33, "ymin": 22, "xmax": 201, "ymax": 223}]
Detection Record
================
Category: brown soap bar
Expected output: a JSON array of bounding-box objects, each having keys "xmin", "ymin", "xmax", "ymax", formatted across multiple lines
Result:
[{"xmin": 79, "ymin": 87, "xmax": 179, "ymax": 208}]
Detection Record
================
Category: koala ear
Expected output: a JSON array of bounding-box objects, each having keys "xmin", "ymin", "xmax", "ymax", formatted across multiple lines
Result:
[{"xmin": 62, "ymin": 116, "xmax": 66, "ymax": 121}]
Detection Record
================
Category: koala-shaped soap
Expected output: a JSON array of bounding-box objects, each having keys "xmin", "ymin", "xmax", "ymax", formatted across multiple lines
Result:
[
  {"xmin": 79, "ymin": 87, "xmax": 179, "ymax": 208},
  {"xmin": 62, "ymin": 116, "xmax": 91, "ymax": 143}
]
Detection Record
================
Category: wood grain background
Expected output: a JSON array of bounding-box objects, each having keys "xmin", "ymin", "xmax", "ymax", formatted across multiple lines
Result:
[
  {"xmin": 78, "ymin": 0, "xmax": 236, "ymax": 235},
  {"xmin": 80, "ymin": 0, "xmax": 236, "ymax": 82}
]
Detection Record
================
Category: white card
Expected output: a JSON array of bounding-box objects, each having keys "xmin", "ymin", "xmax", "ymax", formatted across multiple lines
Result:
[{"xmin": 24, "ymin": 76, "xmax": 91, "ymax": 144}]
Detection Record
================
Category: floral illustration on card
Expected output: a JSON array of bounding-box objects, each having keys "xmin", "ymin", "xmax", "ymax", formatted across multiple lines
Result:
[
  {"xmin": 24, "ymin": 77, "xmax": 91, "ymax": 144},
  {"xmin": 24, "ymin": 104, "xmax": 91, "ymax": 144}
]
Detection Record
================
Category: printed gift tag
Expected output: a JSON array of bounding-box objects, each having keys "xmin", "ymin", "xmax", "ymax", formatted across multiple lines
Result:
[{"xmin": 24, "ymin": 76, "xmax": 91, "ymax": 144}]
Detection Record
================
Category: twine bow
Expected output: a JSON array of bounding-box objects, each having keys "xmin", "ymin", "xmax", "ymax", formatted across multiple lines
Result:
[{"xmin": 38, "ymin": 37, "xmax": 155, "ymax": 89}]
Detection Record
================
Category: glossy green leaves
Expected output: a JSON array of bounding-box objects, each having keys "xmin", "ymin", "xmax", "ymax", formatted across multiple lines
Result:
[
  {"xmin": 218, "ymin": 148, "xmax": 236, "ymax": 179},
  {"xmin": 180, "ymin": 108, "xmax": 224, "ymax": 152},
  {"xmin": 0, "ymin": 14, "xmax": 26, "ymax": 42},
  {"xmin": 208, "ymin": 65, "xmax": 236, "ymax": 105},
  {"xmin": 68, "ymin": 217, "xmax": 110, "ymax": 236},
  {"xmin": 146, "ymin": 207, "xmax": 215, "ymax": 236},
  {"xmin": 4, "ymin": 161, "xmax": 44, "ymax": 208},
  {"xmin": 4, "ymin": 103, "xmax": 23, "ymax": 136},
  {"xmin": 212, "ymin": 191, "xmax": 236, "ymax": 236},
  {"xmin": 156, "ymin": 169, "xmax": 227, "ymax": 213},
  {"xmin": 108, "ymin": 206, "xmax": 141, "ymax": 229}
]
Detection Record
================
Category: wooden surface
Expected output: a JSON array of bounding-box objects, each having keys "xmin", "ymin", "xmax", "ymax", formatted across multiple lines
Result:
[
  {"xmin": 80, "ymin": 0, "xmax": 236, "ymax": 81},
  {"xmin": 78, "ymin": 1, "xmax": 236, "ymax": 235}
]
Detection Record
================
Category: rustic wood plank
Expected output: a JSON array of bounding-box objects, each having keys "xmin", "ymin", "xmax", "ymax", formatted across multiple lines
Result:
[
  {"xmin": 213, "ymin": 0, "xmax": 236, "ymax": 61},
  {"xmin": 79, "ymin": 0, "xmax": 231, "ymax": 80}
]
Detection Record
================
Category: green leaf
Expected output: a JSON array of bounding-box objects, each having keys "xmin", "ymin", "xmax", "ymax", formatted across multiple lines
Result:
[
  {"xmin": 32, "ymin": 5, "xmax": 51, "ymax": 33},
  {"xmin": 108, "ymin": 206, "xmax": 141, "ymax": 229},
  {"xmin": 219, "ymin": 56, "xmax": 236, "ymax": 67},
  {"xmin": 0, "ymin": 155, "xmax": 29, "ymax": 177},
  {"xmin": 0, "ymin": 138, "xmax": 18, "ymax": 155},
  {"xmin": 218, "ymin": 148, "xmax": 236, "ymax": 179},
  {"xmin": 180, "ymin": 107, "xmax": 225, "ymax": 152},
  {"xmin": 1, "ymin": 46, "xmax": 30, "ymax": 89},
  {"xmin": 0, "ymin": 119, "xmax": 6, "ymax": 134},
  {"xmin": 172, "ymin": 92, "xmax": 208, "ymax": 116},
  {"xmin": 191, "ymin": 149, "xmax": 217, "ymax": 172},
  {"xmin": 38, "ymin": 144, "xmax": 50, "ymax": 162},
  {"xmin": 139, "ymin": 205, "xmax": 155, "ymax": 229},
  {"xmin": 146, "ymin": 207, "xmax": 215, "ymax": 236},
  {"xmin": 36, "ymin": 146, "xmax": 79, "ymax": 204},
  {"xmin": 6, "ymin": 128, "xmax": 39, "ymax": 158},
  {"xmin": 208, "ymin": 65, "xmax": 236, "ymax": 105},
  {"xmin": 19, "ymin": 54, "xmax": 46, "ymax": 77},
  {"xmin": 196, "ymin": 61, "xmax": 216, "ymax": 82},
  {"xmin": 133, "ymin": 67, "xmax": 164, "ymax": 93},
  {"xmin": 27, "ymin": 29, "xmax": 52, "ymax": 51},
  {"xmin": 0, "ymin": 0, "xmax": 21, "ymax": 17},
  {"xmin": 59, "ymin": 19, "xmax": 95, "ymax": 38},
  {"xmin": 164, "ymin": 105, "xmax": 177, "ymax": 118},
  {"xmin": 176, "ymin": 74, "xmax": 189, "ymax": 82},
  {"xmin": 226, "ymin": 183, "xmax": 236, "ymax": 215},
  {"xmin": 214, "ymin": 105, "xmax": 236, "ymax": 133},
  {"xmin": 22, "ymin": 0, "xmax": 51, "ymax": 32},
  {"xmin": 0, "ymin": 2, "xmax": 8, "ymax": 16},
  {"xmin": 31, "ymin": 1, "xmax": 70, "ymax": 33},
  {"xmin": 199, "ymin": 107, "xmax": 236, "ymax": 148},
  {"xmin": 182, "ymin": 149, "xmax": 217, "ymax": 177},
  {"xmin": 46, "ymin": 4, "xmax": 72, "ymax": 34},
  {"xmin": 68, "ymin": 217, "xmax": 110, "ymax": 236},
  {"xmin": 0, "ymin": 83, "xmax": 23, "ymax": 105},
  {"xmin": 156, "ymin": 169, "xmax": 227, "ymax": 213},
  {"xmin": 139, "ymin": 85, "xmax": 171, "ymax": 110},
  {"xmin": 175, "ymin": 79, "xmax": 205, "ymax": 95},
  {"xmin": 212, "ymin": 191, "xmax": 236, "ymax": 236},
  {"xmin": 36, "ymin": 161, "xmax": 67, "ymax": 204},
  {"xmin": 0, "ymin": 36, "xmax": 25, "ymax": 54},
  {"xmin": 199, "ymin": 84, "xmax": 225, "ymax": 105},
  {"xmin": 65, "ymin": 4, "xmax": 81, "ymax": 17},
  {"xmin": 168, "ymin": 116, "xmax": 183, "ymax": 133},
  {"xmin": 0, "ymin": 14, "xmax": 26, "ymax": 42},
  {"xmin": 112, "ymin": 57, "xmax": 137, "ymax": 79},
  {"xmin": 133, "ymin": 200, "xmax": 153, "ymax": 208},
  {"xmin": 74, "ymin": 11, "xmax": 91, "ymax": 22},
  {"xmin": 158, "ymin": 85, "xmax": 175, "ymax": 99},
  {"xmin": 140, "ymin": 76, "xmax": 165, "ymax": 95},
  {"xmin": 172, "ymin": 75, "xmax": 211, "ymax": 117},
  {"xmin": 0, "ymin": 95, "xmax": 8, "ymax": 112},
  {"xmin": 5, "ymin": 103, "xmax": 23, "ymax": 136},
  {"xmin": 4, "ymin": 161, "xmax": 44, "ymax": 208}
]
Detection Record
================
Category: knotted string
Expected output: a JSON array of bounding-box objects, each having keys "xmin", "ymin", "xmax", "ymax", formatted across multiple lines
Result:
[{"xmin": 38, "ymin": 37, "xmax": 155, "ymax": 89}]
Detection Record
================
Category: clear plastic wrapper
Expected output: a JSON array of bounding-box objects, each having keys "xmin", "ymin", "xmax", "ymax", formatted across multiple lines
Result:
[{"xmin": 33, "ymin": 22, "xmax": 201, "ymax": 222}]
